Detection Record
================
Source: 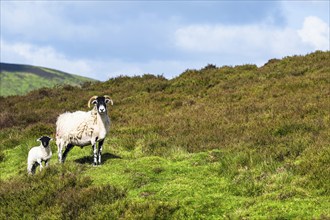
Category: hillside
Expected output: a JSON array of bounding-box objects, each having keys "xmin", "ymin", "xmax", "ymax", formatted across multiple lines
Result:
[
  {"xmin": 0, "ymin": 63, "xmax": 96, "ymax": 97},
  {"xmin": 0, "ymin": 51, "xmax": 329, "ymax": 219}
]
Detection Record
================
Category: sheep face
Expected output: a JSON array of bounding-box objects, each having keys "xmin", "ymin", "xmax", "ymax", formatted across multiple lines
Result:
[
  {"xmin": 90, "ymin": 96, "xmax": 113, "ymax": 115},
  {"xmin": 37, "ymin": 136, "xmax": 52, "ymax": 148}
]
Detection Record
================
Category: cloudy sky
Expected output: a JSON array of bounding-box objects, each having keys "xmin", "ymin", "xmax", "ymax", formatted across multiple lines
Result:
[{"xmin": 1, "ymin": 1, "xmax": 329, "ymax": 81}]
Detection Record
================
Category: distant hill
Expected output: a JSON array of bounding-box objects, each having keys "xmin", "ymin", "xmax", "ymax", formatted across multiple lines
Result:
[{"xmin": 0, "ymin": 63, "xmax": 97, "ymax": 96}]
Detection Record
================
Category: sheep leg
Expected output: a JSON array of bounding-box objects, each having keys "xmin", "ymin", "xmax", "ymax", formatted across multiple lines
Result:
[
  {"xmin": 57, "ymin": 141, "xmax": 63, "ymax": 163},
  {"xmin": 97, "ymin": 140, "xmax": 104, "ymax": 165},
  {"xmin": 37, "ymin": 159, "xmax": 43, "ymax": 172},
  {"xmin": 27, "ymin": 163, "xmax": 35, "ymax": 175},
  {"xmin": 27, "ymin": 165, "xmax": 32, "ymax": 174},
  {"xmin": 31, "ymin": 163, "xmax": 38, "ymax": 175},
  {"xmin": 93, "ymin": 143, "xmax": 98, "ymax": 166},
  {"xmin": 45, "ymin": 159, "xmax": 50, "ymax": 167},
  {"xmin": 62, "ymin": 144, "xmax": 74, "ymax": 163}
]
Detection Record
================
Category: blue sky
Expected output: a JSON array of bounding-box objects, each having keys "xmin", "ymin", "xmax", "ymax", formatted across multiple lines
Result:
[{"xmin": 1, "ymin": 1, "xmax": 329, "ymax": 81}]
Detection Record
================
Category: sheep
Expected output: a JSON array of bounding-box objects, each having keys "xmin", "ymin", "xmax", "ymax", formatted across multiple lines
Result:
[
  {"xmin": 27, "ymin": 136, "xmax": 52, "ymax": 175},
  {"xmin": 56, "ymin": 95, "xmax": 113, "ymax": 165}
]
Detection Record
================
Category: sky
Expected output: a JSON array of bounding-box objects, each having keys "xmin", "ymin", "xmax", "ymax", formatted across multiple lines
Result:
[{"xmin": 1, "ymin": 1, "xmax": 329, "ymax": 81}]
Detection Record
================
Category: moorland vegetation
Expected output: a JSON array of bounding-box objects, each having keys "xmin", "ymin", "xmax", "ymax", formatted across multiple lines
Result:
[{"xmin": 0, "ymin": 51, "xmax": 329, "ymax": 219}]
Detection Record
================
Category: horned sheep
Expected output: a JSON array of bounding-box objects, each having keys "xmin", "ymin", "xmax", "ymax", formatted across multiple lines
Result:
[
  {"xmin": 55, "ymin": 95, "xmax": 113, "ymax": 165},
  {"xmin": 27, "ymin": 136, "xmax": 52, "ymax": 175}
]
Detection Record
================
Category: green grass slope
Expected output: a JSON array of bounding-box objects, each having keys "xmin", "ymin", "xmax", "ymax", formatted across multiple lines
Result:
[
  {"xmin": 0, "ymin": 63, "xmax": 96, "ymax": 97},
  {"xmin": 0, "ymin": 51, "xmax": 329, "ymax": 219}
]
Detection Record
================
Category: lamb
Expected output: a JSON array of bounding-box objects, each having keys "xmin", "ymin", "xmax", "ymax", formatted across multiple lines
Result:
[
  {"xmin": 56, "ymin": 95, "xmax": 113, "ymax": 165},
  {"xmin": 27, "ymin": 136, "xmax": 52, "ymax": 175}
]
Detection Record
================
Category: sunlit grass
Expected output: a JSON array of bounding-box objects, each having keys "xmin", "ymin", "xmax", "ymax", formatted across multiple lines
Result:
[{"xmin": 0, "ymin": 51, "xmax": 329, "ymax": 218}]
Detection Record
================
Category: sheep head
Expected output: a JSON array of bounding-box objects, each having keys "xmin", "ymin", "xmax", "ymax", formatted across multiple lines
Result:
[
  {"xmin": 88, "ymin": 95, "xmax": 113, "ymax": 114},
  {"xmin": 37, "ymin": 136, "xmax": 52, "ymax": 148}
]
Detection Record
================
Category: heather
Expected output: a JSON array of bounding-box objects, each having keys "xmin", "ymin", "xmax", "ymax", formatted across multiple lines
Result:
[{"xmin": 0, "ymin": 51, "xmax": 329, "ymax": 219}]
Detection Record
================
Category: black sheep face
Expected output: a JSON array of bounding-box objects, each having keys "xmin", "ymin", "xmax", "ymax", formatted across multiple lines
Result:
[
  {"xmin": 38, "ymin": 136, "xmax": 52, "ymax": 148},
  {"xmin": 92, "ymin": 96, "xmax": 112, "ymax": 114}
]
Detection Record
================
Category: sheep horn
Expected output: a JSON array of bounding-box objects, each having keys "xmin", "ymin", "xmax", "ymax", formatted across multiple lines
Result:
[
  {"xmin": 88, "ymin": 96, "xmax": 98, "ymax": 108},
  {"xmin": 104, "ymin": 95, "xmax": 113, "ymax": 105}
]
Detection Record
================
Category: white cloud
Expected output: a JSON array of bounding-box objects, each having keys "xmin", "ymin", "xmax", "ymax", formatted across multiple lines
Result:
[
  {"xmin": 298, "ymin": 16, "xmax": 329, "ymax": 50},
  {"xmin": 280, "ymin": 1, "xmax": 329, "ymax": 29},
  {"xmin": 0, "ymin": 39, "xmax": 191, "ymax": 80},
  {"xmin": 175, "ymin": 25, "xmax": 286, "ymax": 55},
  {"xmin": 1, "ymin": 40, "xmax": 94, "ymax": 78},
  {"xmin": 174, "ymin": 16, "xmax": 329, "ymax": 60},
  {"xmin": 1, "ymin": 2, "xmax": 99, "ymax": 43}
]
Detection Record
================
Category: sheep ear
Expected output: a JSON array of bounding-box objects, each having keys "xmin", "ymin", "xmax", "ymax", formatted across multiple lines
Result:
[
  {"xmin": 37, "ymin": 138, "xmax": 41, "ymax": 142},
  {"xmin": 105, "ymin": 99, "xmax": 113, "ymax": 106},
  {"xmin": 104, "ymin": 96, "xmax": 113, "ymax": 105}
]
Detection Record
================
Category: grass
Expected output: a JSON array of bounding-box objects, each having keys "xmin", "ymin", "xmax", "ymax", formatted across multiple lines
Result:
[
  {"xmin": 1, "ymin": 144, "xmax": 329, "ymax": 219},
  {"xmin": 0, "ymin": 51, "xmax": 329, "ymax": 219}
]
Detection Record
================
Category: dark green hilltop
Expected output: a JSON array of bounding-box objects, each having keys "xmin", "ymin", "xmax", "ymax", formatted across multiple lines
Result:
[{"xmin": 0, "ymin": 62, "xmax": 97, "ymax": 97}]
